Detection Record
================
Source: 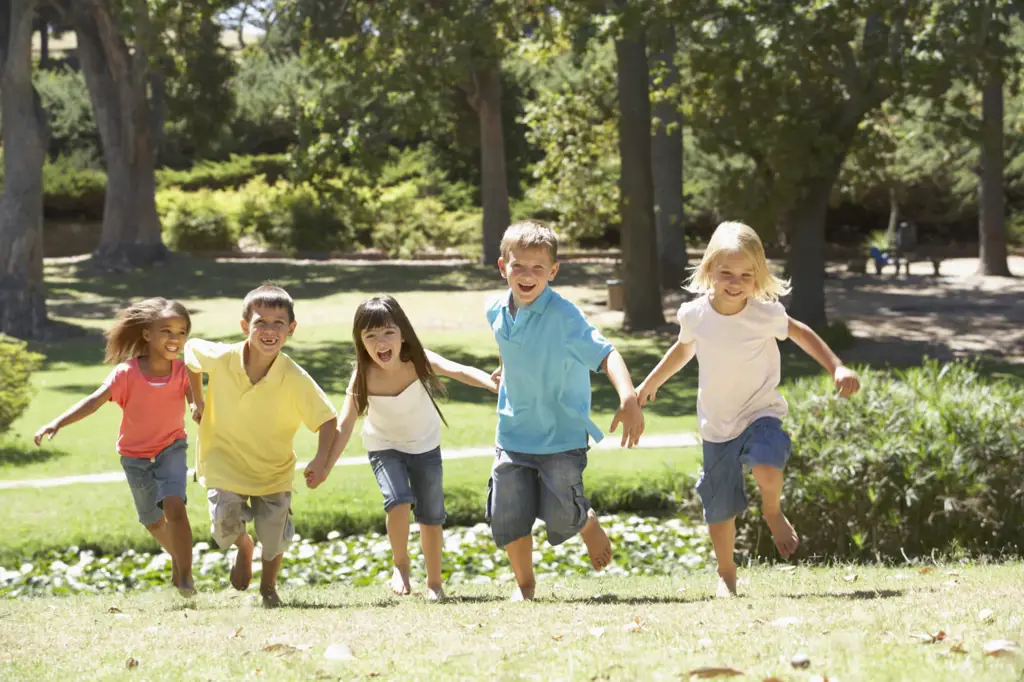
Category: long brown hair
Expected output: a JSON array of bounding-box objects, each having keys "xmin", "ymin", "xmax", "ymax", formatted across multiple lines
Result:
[
  {"xmin": 104, "ymin": 298, "xmax": 192, "ymax": 364},
  {"xmin": 351, "ymin": 295, "xmax": 447, "ymax": 425}
]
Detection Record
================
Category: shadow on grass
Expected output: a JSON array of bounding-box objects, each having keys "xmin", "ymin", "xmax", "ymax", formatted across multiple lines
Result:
[
  {"xmin": 283, "ymin": 597, "xmax": 399, "ymax": 610},
  {"xmin": 779, "ymin": 589, "xmax": 905, "ymax": 600},
  {"xmin": 563, "ymin": 593, "xmax": 713, "ymax": 605},
  {"xmin": 0, "ymin": 440, "xmax": 69, "ymax": 467},
  {"xmin": 443, "ymin": 594, "xmax": 507, "ymax": 604}
]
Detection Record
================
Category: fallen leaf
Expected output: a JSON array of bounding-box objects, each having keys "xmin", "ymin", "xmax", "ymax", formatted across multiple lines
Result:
[
  {"xmin": 791, "ymin": 653, "xmax": 811, "ymax": 669},
  {"xmin": 624, "ymin": 616, "xmax": 647, "ymax": 633},
  {"xmin": 125, "ymin": 657, "xmax": 139, "ymax": 670},
  {"xmin": 551, "ymin": 634, "xmax": 564, "ymax": 642},
  {"xmin": 919, "ymin": 567, "xmax": 935, "ymax": 575},
  {"xmin": 229, "ymin": 627, "xmax": 244, "ymax": 640},
  {"xmin": 324, "ymin": 642, "xmax": 356, "ymax": 661},
  {"xmin": 262, "ymin": 643, "xmax": 298, "ymax": 655},
  {"xmin": 911, "ymin": 631, "xmax": 946, "ymax": 644},
  {"xmin": 588, "ymin": 627, "xmax": 605, "ymax": 638},
  {"xmin": 107, "ymin": 607, "xmax": 123, "ymax": 614},
  {"xmin": 777, "ymin": 565, "xmax": 797, "ymax": 573},
  {"xmin": 979, "ymin": 609, "xmax": 995, "ymax": 623},
  {"xmin": 983, "ymin": 640, "xmax": 1020, "ymax": 658},
  {"xmin": 949, "ymin": 641, "xmax": 968, "ymax": 655},
  {"xmin": 771, "ymin": 617, "xmax": 802, "ymax": 627},
  {"xmin": 368, "ymin": 674, "xmax": 381, "ymax": 678},
  {"xmin": 686, "ymin": 667, "xmax": 744, "ymax": 679},
  {"xmin": 843, "ymin": 573, "xmax": 857, "ymax": 583}
]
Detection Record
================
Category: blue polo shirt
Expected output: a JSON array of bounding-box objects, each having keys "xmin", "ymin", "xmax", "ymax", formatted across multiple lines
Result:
[{"xmin": 486, "ymin": 286, "xmax": 616, "ymax": 454}]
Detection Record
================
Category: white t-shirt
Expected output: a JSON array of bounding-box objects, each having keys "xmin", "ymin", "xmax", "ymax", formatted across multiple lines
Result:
[
  {"xmin": 361, "ymin": 380, "xmax": 442, "ymax": 454},
  {"xmin": 678, "ymin": 295, "xmax": 790, "ymax": 443}
]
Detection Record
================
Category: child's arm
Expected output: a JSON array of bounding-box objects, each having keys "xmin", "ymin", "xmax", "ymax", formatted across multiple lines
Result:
[
  {"xmin": 491, "ymin": 353, "xmax": 502, "ymax": 385},
  {"xmin": 636, "ymin": 340, "xmax": 696, "ymax": 406},
  {"xmin": 602, "ymin": 350, "xmax": 645, "ymax": 448},
  {"xmin": 305, "ymin": 375, "xmax": 359, "ymax": 489},
  {"xmin": 787, "ymin": 317, "xmax": 861, "ymax": 397},
  {"xmin": 426, "ymin": 349, "xmax": 499, "ymax": 393},
  {"xmin": 187, "ymin": 369, "xmax": 205, "ymax": 423},
  {"xmin": 33, "ymin": 385, "xmax": 112, "ymax": 445}
]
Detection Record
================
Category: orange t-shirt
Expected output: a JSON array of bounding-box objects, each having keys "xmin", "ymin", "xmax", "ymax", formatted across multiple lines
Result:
[{"xmin": 105, "ymin": 358, "xmax": 189, "ymax": 459}]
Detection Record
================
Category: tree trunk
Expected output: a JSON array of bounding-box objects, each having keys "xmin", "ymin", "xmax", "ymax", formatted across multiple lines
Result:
[
  {"xmin": 649, "ymin": 26, "xmax": 687, "ymax": 290},
  {"xmin": 785, "ymin": 172, "xmax": 839, "ymax": 330},
  {"xmin": 615, "ymin": 29, "xmax": 664, "ymax": 331},
  {"xmin": 71, "ymin": 0, "xmax": 167, "ymax": 271},
  {"xmin": 37, "ymin": 15, "xmax": 46, "ymax": 68},
  {"xmin": 885, "ymin": 186, "xmax": 899, "ymax": 244},
  {"xmin": 977, "ymin": 62, "xmax": 1011, "ymax": 277},
  {"xmin": 467, "ymin": 63, "xmax": 511, "ymax": 266},
  {"xmin": 0, "ymin": 0, "xmax": 49, "ymax": 339}
]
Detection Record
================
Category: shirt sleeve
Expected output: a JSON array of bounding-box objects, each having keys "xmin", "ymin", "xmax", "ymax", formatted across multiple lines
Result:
[
  {"xmin": 767, "ymin": 301, "xmax": 790, "ymax": 340},
  {"xmin": 103, "ymin": 364, "xmax": 129, "ymax": 407},
  {"xmin": 484, "ymin": 295, "xmax": 502, "ymax": 327},
  {"xmin": 564, "ymin": 302, "xmax": 615, "ymax": 372},
  {"xmin": 676, "ymin": 303, "xmax": 696, "ymax": 344},
  {"xmin": 184, "ymin": 338, "xmax": 230, "ymax": 373},
  {"xmin": 294, "ymin": 370, "xmax": 338, "ymax": 432}
]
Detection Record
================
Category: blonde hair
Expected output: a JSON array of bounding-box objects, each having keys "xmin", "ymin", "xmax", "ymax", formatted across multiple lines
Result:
[
  {"xmin": 500, "ymin": 220, "xmax": 558, "ymax": 261},
  {"xmin": 686, "ymin": 221, "xmax": 791, "ymax": 301}
]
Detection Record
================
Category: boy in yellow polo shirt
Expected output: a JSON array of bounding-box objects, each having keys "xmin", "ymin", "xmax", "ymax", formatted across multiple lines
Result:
[{"xmin": 185, "ymin": 283, "xmax": 337, "ymax": 607}]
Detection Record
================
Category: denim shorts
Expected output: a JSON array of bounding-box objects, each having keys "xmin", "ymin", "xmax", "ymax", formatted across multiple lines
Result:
[
  {"xmin": 119, "ymin": 438, "xmax": 188, "ymax": 526},
  {"xmin": 368, "ymin": 447, "xmax": 446, "ymax": 526},
  {"xmin": 697, "ymin": 417, "xmax": 792, "ymax": 524},
  {"xmin": 208, "ymin": 489, "xmax": 294, "ymax": 561},
  {"xmin": 486, "ymin": 447, "xmax": 590, "ymax": 548}
]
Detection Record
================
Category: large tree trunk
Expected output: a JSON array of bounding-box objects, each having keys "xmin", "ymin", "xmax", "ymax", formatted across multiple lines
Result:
[
  {"xmin": 785, "ymin": 171, "xmax": 840, "ymax": 330},
  {"xmin": 649, "ymin": 26, "xmax": 687, "ymax": 290},
  {"xmin": 467, "ymin": 62, "xmax": 511, "ymax": 266},
  {"xmin": 977, "ymin": 62, "xmax": 1011, "ymax": 277},
  {"xmin": 0, "ymin": 0, "xmax": 48, "ymax": 339},
  {"xmin": 615, "ymin": 28, "xmax": 664, "ymax": 331},
  {"xmin": 71, "ymin": 0, "xmax": 167, "ymax": 271}
]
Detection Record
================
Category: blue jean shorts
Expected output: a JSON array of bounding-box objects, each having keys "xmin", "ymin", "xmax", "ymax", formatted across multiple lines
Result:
[
  {"xmin": 368, "ymin": 447, "xmax": 446, "ymax": 526},
  {"xmin": 697, "ymin": 417, "xmax": 791, "ymax": 524},
  {"xmin": 486, "ymin": 447, "xmax": 590, "ymax": 548},
  {"xmin": 119, "ymin": 438, "xmax": 188, "ymax": 526}
]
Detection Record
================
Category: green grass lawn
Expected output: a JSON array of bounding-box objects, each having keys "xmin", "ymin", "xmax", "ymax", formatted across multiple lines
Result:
[{"xmin": 2, "ymin": 565, "xmax": 1023, "ymax": 681}]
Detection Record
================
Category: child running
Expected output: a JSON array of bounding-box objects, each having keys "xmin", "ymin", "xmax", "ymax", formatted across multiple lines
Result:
[
  {"xmin": 304, "ymin": 295, "xmax": 499, "ymax": 601},
  {"xmin": 486, "ymin": 220, "xmax": 645, "ymax": 601},
  {"xmin": 637, "ymin": 221, "xmax": 860, "ymax": 597},
  {"xmin": 185, "ymin": 283, "xmax": 337, "ymax": 608},
  {"xmin": 34, "ymin": 298, "xmax": 197, "ymax": 597}
]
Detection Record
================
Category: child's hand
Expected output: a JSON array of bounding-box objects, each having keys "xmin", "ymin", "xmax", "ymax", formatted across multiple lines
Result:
[
  {"xmin": 834, "ymin": 366, "xmax": 860, "ymax": 398},
  {"xmin": 304, "ymin": 457, "xmax": 329, "ymax": 489},
  {"xmin": 609, "ymin": 395, "xmax": 645, "ymax": 448},
  {"xmin": 490, "ymin": 366, "xmax": 502, "ymax": 386},
  {"xmin": 190, "ymin": 401, "xmax": 205, "ymax": 424},
  {"xmin": 637, "ymin": 380, "xmax": 658, "ymax": 407},
  {"xmin": 33, "ymin": 422, "xmax": 59, "ymax": 446}
]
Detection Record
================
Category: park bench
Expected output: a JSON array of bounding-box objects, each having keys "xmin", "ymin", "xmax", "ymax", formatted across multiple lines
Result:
[{"xmin": 866, "ymin": 222, "xmax": 954, "ymax": 276}]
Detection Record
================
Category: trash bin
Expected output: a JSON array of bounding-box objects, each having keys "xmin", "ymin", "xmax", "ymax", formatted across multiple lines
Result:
[{"xmin": 607, "ymin": 279, "xmax": 623, "ymax": 311}]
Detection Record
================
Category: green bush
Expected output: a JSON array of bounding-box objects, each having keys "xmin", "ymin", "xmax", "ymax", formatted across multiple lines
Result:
[
  {"xmin": 736, "ymin": 362, "xmax": 1024, "ymax": 561},
  {"xmin": 42, "ymin": 155, "xmax": 107, "ymax": 219},
  {"xmin": 238, "ymin": 178, "xmax": 357, "ymax": 253},
  {"xmin": 35, "ymin": 66, "xmax": 100, "ymax": 159},
  {"xmin": 371, "ymin": 180, "xmax": 480, "ymax": 258},
  {"xmin": 230, "ymin": 51, "xmax": 306, "ymax": 154},
  {"xmin": 0, "ymin": 336, "xmax": 43, "ymax": 436},
  {"xmin": 155, "ymin": 153, "xmax": 290, "ymax": 192},
  {"xmin": 157, "ymin": 188, "xmax": 240, "ymax": 252}
]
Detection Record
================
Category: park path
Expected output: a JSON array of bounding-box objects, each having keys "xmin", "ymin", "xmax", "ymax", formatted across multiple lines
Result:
[{"xmin": 0, "ymin": 431, "xmax": 698, "ymax": 490}]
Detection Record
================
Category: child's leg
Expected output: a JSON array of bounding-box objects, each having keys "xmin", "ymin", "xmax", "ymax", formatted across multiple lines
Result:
[
  {"xmin": 538, "ymin": 449, "xmax": 611, "ymax": 571},
  {"xmin": 708, "ymin": 518, "xmax": 738, "ymax": 597},
  {"xmin": 121, "ymin": 455, "xmax": 181, "ymax": 586},
  {"xmin": 251, "ymin": 491, "xmax": 294, "ymax": 607},
  {"xmin": 369, "ymin": 450, "xmax": 418, "ymax": 596},
  {"xmin": 208, "ymin": 489, "xmax": 253, "ymax": 591},
  {"xmin": 406, "ymin": 448, "xmax": 447, "ymax": 600},
  {"xmin": 162, "ymin": 496, "xmax": 194, "ymax": 594},
  {"xmin": 751, "ymin": 465, "xmax": 798, "ymax": 558},
  {"xmin": 487, "ymin": 449, "xmax": 540, "ymax": 601}
]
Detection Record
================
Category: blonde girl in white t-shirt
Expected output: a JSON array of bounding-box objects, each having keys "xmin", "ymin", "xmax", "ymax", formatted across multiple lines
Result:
[
  {"xmin": 304, "ymin": 295, "xmax": 498, "ymax": 601},
  {"xmin": 637, "ymin": 222, "xmax": 860, "ymax": 597}
]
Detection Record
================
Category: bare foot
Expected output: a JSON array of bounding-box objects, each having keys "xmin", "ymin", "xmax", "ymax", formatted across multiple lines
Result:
[
  {"xmin": 231, "ymin": 534, "xmax": 254, "ymax": 591},
  {"xmin": 171, "ymin": 557, "xmax": 179, "ymax": 587},
  {"xmin": 390, "ymin": 565, "xmax": 411, "ymax": 596},
  {"xmin": 426, "ymin": 585, "xmax": 445, "ymax": 602},
  {"xmin": 716, "ymin": 569, "xmax": 738, "ymax": 598},
  {"xmin": 261, "ymin": 590, "xmax": 281, "ymax": 608},
  {"xmin": 579, "ymin": 509, "xmax": 613, "ymax": 571},
  {"xmin": 177, "ymin": 579, "xmax": 197, "ymax": 599},
  {"xmin": 764, "ymin": 510, "xmax": 800, "ymax": 559},
  {"xmin": 510, "ymin": 584, "xmax": 536, "ymax": 602}
]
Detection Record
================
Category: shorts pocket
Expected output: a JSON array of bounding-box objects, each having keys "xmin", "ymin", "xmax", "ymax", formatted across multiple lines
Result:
[
  {"xmin": 484, "ymin": 477, "xmax": 495, "ymax": 524},
  {"xmin": 570, "ymin": 483, "xmax": 588, "ymax": 528}
]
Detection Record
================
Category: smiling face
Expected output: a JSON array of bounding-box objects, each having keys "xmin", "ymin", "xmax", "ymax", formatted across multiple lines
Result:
[
  {"xmin": 241, "ymin": 305, "xmax": 296, "ymax": 359},
  {"xmin": 360, "ymin": 324, "xmax": 403, "ymax": 370},
  {"xmin": 498, "ymin": 246, "xmax": 559, "ymax": 308},
  {"xmin": 142, "ymin": 314, "xmax": 190, "ymax": 362},
  {"xmin": 711, "ymin": 250, "xmax": 757, "ymax": 312}
]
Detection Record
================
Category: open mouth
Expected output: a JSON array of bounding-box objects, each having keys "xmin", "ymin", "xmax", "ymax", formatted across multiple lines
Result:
[
  {"xmin": 165, "ymin": 345, "xmax": 180, "ymax": 355},
  {"xmin": 517, "ymin": 283, "xmax": 537, "ymax": 295},
  {"xmin": 258, "ymin": 336, "xmax": 278, "ymax": 350},
  {"xmin": 376, "ymin": 348, "xmax": 393, "ymax": 363}
]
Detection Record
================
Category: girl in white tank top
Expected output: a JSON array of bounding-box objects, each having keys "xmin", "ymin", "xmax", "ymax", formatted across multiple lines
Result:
[{"xmin": 307, "ymin": 295, "xmax": 498, "ymax": 601}]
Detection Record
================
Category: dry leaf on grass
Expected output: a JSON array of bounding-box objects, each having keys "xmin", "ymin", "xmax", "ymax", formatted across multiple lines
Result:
[
  {"xmin": 324, "ymin": 642, "xmax": 356, "ymax": 661},
  {"xmin": 948, "ymin": 641, "xmax": 968, "ymax": 655},
  {"xmin": 125, "ymin": 657, "xmax": 139, "ymax": 670},
  {"xmin": 790, "ymin": 653, "xmax": 811, "ymax": 669},
  {"xmin": 978, "ymin": 609, "xmax": 995, "ymax": 623},
  {"xmin": 624, "ymin": 617, "xmax": 647, "ymax": 633},
  {"xmin": 262, "ymin": 643, "xmax": 302, "ymax": 655},
  {"xmin": 919, "ymin": 567, "xmax": 935, "ymax": 575},
  {"xmin": 686, "ymin": 666, "xmax": 744, "ymax": 679},
  {"xmin": 229, "ymin": 627, "xmax": 243, "ymax": 640},
  {"xmin": 107, "ymin": 607, "xmax": 123, "ymax": 614},
  {"xmin": 588, "ymin": 627, "xmax": 606, "ymax": 638},
  {"xmin": 911, "ymin": 631, "xmax": 946, "ymax": 644},
  {"xmin": 843, "ymin": 573, "xmax": 858, "ymax": 583},
  {"xmin": 982, "ymin": 640, "xmax": 1020, "ymax": 658},
  {"xmin": 551, "ymin": 634, "xmax": 564, "ymax": 642}
]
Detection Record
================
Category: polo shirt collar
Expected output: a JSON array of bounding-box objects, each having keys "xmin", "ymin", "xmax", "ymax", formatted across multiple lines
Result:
[
  {"xmin": 503, "ymin": 284, "xmax": 555, "ymax": 317},
  {"xmin": 234, "ymin": 340, "xmax": 285, "ymax": 385}
]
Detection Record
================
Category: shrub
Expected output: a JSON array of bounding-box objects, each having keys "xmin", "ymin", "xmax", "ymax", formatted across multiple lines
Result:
[
  {"xmin": 736, "ymin": 361, "xmax": 1024, "ymax": 561},
  {"xmin": 0, "ymin": 336, "xmax": 43, "ymax": 436},
  {"xmin": 42, "ymin": 155, "xmax": 107, "ymax": 219},
  {"xmin": 155, "ymin": 153, "xmax": 290, "ymax": 192},
  {"xmin": 35, "ymin": 66, "xmax": 100, "ymax": 159},
  {"xmin": 371, "ymin": 179, "xmax": 480, "ymax": 258},
  {"xmin": 238, "ymin": 178, "xmax": 357, "ymax": 253},
  {"xmin": 157, "ymin": 188, "xmax": 240, "ymax": 252}
]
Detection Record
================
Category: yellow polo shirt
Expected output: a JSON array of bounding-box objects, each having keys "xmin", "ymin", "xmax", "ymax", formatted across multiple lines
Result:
[{"xmin": 184, "ymin": 339, "xmax": 337, "ymax": 496}]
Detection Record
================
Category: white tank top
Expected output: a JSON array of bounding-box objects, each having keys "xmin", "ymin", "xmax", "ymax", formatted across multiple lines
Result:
[{"xmin": 361, "ymin": 380, "xmax": 442, "ymax": 454}]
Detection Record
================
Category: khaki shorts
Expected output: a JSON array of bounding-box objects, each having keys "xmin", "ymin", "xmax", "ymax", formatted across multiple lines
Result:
[{"xmin": 207, "ymin": 489, "xmax": 294, "ymax": 561}]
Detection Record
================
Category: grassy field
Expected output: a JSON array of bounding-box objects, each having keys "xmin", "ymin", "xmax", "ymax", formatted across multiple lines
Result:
[{"xmin": 1, "ymin": 565, "xmax": 1022, "ymax": 680}]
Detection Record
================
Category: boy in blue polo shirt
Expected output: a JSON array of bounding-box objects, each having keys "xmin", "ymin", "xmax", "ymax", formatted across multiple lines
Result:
[{"xmin": 486, "ymin": 220, "xmax": 645, "ymax": 601}]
